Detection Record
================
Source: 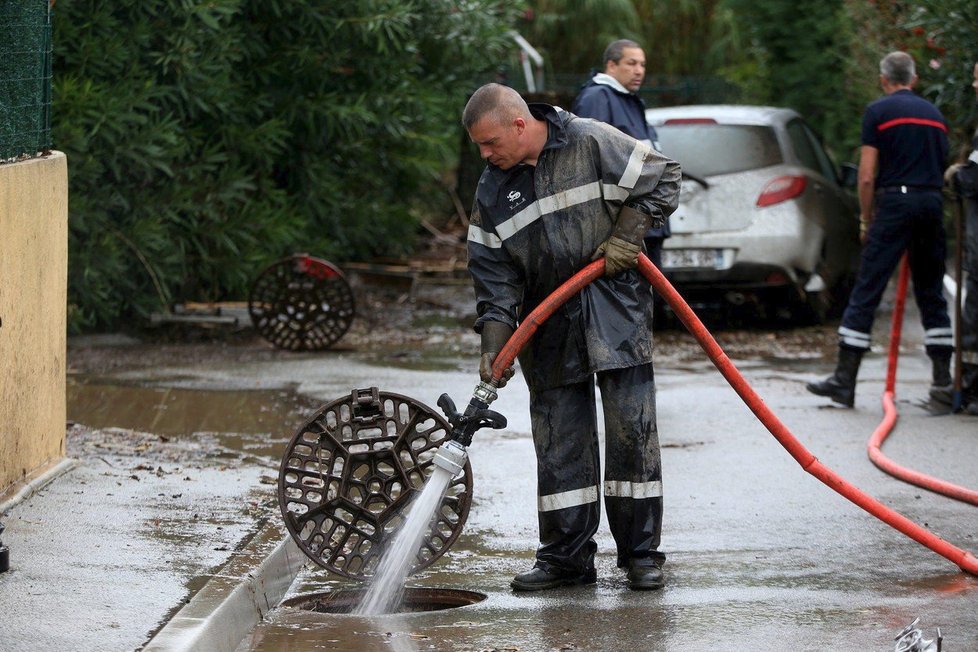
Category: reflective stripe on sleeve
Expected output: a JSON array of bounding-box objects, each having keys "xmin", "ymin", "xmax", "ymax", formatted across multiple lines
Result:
[
  {"xmin": 617, "ymin": 141, "xmax": 651, "ymax": 190},
  {"xmin": 538, "ymin": 485, "xmax": 599, "ymax": 512},
  {"xmin": 468, "ymin": 153, "xmax": 649, "ymax": 247},
  {"xmin": 601, "ymin": 183, "xmax": 630, "ymax": 201},
  {"xmin": 467, "ymin": 223, "xmax": 503, "ymax": 249},
  {"xmin": 604, "ymin": 480, "xmax": 662, "ymax": 499}
]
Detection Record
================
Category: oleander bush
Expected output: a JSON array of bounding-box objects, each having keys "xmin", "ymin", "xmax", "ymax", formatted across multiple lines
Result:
[{"xmin": 54, "ymin": 0, "xmax": 522, "ymax": 331}]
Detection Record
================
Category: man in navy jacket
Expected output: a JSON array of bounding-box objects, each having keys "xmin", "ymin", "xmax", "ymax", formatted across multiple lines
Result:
[{"xmin": 573, "ymin": 40, "xmax": 670, "ymax": 273}]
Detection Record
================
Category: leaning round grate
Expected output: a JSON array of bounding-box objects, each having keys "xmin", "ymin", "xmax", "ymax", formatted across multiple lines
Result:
[
  {"xmin": 278, "ymin": 387, "xmax": 473, "ymax": 580},
  {"xmin": 248, "ymin": 254, "xmax": 355, "ymax": 351}
]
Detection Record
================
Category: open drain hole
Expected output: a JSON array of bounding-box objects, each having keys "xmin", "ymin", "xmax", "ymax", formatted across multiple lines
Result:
[{"xmin": 283, "ymin": 588, "xmax": 486, "ymax": 615}]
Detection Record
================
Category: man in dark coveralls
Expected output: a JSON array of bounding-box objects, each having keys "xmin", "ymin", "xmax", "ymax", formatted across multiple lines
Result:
[
  {"xmin": 807, "ymin": 51, "xmax": 953, "ymax": 407},
  {"xmin": 462, "ymin": 83, "xmax": 681, "ymax": 590}
]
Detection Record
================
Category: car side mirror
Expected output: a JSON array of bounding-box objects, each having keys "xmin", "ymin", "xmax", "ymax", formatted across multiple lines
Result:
[{"xmin": 838, "ymin": 162, "xmax": 858, "ymax": 188}]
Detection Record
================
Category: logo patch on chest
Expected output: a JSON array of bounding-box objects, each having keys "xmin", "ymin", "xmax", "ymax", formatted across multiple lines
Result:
[{"xmin": 507, "ymin": 190, "xmax": 526, "ymax": 211}]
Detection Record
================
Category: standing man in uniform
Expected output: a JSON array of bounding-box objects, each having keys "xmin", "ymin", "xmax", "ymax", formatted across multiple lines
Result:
[
  {"xmin": 462, "ymin": 83, "xmax": 681, "ymax": 591},
  {"xmin": 942, "ymin": 61, "xmax": 978, "ymax": 414},
  {"xmin": 572, "ymin": 39, "xmax": 670, "ymax": 272},
  {"xmin": 807, "ymin": 51, "xmax": 953, "ymax": 407}
]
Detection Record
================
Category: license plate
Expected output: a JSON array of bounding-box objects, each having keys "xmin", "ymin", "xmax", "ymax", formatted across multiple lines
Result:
[{"xmin": 662, "ymin": 248, "xmax": 722, "ymax": 269}]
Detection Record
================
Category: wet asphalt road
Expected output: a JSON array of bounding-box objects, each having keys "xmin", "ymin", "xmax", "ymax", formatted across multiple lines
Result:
[
  {"xmin": 4, "ymin": 275, "xmax": 971, "ymax": 652},
  {"xmin": 231, "ymin": 352, "xmax": 977, "ymax": 652},
  {"xmin": 55, "ymin": 293, "xmax": 978, "ymax": 651}
]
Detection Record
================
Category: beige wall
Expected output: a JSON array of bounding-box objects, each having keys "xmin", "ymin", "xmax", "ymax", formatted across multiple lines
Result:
[{"xmin": 0, "ymin": 152, "xmax": 68, "ymax": 495}]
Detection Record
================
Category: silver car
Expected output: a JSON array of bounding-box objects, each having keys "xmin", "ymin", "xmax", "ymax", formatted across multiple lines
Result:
[{"xmin": 645, "ymin": 105, "xmax": 861, "ymax": 324}]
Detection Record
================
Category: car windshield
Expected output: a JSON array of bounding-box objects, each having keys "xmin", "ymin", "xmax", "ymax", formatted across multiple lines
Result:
[{"xmin": 655, "ymin": 123, "xmax": 782, "ymax": 177}]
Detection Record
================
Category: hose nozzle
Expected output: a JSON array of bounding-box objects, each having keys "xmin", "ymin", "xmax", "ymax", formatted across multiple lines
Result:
[
  {"xmin": 432, "ymin": 440, "xmax": 468, "ymax": 478},
  {"xmin": 437, "ymin": 383, "xmax": 508, "ymax": 447}
]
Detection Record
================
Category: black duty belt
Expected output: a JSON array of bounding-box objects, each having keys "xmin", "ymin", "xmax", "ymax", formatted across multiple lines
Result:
[{"xmin": 875, "ymin": 185, "xmax": 941, "ymax": 195}]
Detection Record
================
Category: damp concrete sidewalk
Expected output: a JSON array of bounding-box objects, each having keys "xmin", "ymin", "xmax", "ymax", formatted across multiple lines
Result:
[
  {"xmin": 2, "ymin": 304, "xmax": 978, "ymax": 651},
  {"xmin": 0, "ymin": 419, "xmax": 296, "ymax": 652}
]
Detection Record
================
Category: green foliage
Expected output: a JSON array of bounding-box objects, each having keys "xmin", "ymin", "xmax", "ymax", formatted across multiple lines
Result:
[
  {"xmin": 719, "ymin": 0, "xmax": 868, "ymax": 161},
  {"xmin": 525, "ymin": 0, "xmax": 739, "ymax": 80},
  {"xmin": 633, "ymin": 0, "xmax": 729, "ymax": 76},
  {"xmin": 719, "ymin": 0, "xmax": 977, "ymax": 161},
  {"xmin": 54, "ymin": 0, "xmax": 523, "ymax": 331},
  {"xmin": 524, "ymin": 0, "xmax": 639, "ymax": 75},
  {"xmin": 899, "ymin": 0, "xmax": 978, "ymax": 157},
  {"xmin": 704, "ymin": 1, "xmax": 780, "ymax": 105}
]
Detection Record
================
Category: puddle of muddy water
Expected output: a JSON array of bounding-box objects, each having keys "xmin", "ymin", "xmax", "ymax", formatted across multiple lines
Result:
[{"xmin": 67, "ymin": 376, "xmax": 323, "ymax": 461}]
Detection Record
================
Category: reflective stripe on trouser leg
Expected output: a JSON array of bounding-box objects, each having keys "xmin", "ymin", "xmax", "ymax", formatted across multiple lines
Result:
[
  {"xmin": 837, "ymin": 326, "xmax": 871, "ymax": 351},
  {"xmin": 529, "ymin": 379, "xmax": 600, "ymax": 573},
  {"xmin": 597, "ymin": 363, "xmax": 665, "ymax": 568}
]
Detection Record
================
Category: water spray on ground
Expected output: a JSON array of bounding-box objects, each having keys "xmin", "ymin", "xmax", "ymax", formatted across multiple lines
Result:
[{"xmin": 355, "ymin": 441, "xmax": 467, "ymax": 615}]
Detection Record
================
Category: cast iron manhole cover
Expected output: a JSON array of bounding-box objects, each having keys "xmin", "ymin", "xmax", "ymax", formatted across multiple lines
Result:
[{"xmin": 279, "ymin": 388, "xmax": 473, "ymax": 580}]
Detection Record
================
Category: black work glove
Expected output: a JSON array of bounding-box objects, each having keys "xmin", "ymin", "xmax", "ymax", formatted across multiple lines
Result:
[
  {"xmin": 591, "ymin": 205, "xmax": 658, "ymax": 277},
  {"xmin": 479, "ymin": 320, "xmax": 515, "ymax": 388}
]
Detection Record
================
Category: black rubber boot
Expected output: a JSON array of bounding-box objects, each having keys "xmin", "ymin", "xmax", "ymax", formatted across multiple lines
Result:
[
  {"xmin": 626, "ymin": 558, "xmax": 664, "ymax": 591},
  {"xmin": 806, "ymin": 347, "xmax": 863, "ymax": 407},
  {"xmin": 928, "ymin": 353, "xmax": 953, "ymax": 405},
  {"xmin": 511, "ymin": 562, "xmax": 596, "ymax": 592}
]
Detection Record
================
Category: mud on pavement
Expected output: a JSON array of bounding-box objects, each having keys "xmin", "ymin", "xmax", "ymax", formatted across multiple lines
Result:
[{"xmin": 3, "ymin": 275, "xmax": 856, "ymax": 652}]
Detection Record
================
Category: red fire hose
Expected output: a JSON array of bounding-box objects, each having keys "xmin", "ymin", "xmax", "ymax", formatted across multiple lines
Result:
[
  {"xmin": 867, "ymin": 255, "xmax": 978, "ymax": 506},
  {"xmin": 491, "ymin": 253, "xmax": 978, "ymax": 576}
]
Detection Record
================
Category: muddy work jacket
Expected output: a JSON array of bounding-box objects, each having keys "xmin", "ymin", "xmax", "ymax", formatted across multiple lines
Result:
[{"xmin": 467, "ymin": 104, "xmax": 681, "ymax": 391}]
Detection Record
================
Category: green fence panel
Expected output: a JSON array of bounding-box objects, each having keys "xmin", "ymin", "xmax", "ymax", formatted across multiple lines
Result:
[{"xmin": 0, "ymin": 1, "xmax": 53, "ymax": 162}]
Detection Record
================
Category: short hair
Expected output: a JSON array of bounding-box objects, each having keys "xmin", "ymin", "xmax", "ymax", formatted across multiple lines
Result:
[
  {"xmin": 880, "ymin": 51, "xmax": 915, "ymax": 85},
  {"xmin": 603, "ymin": 39, "xmax": 642, "ymax": 66},
  {"xmin": 462, "ymin": 83, "xmax": 530, "ymax": 130}
]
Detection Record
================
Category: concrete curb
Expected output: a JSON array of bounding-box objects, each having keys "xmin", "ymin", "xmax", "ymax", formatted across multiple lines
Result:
[
  {"xmin": 0, "ymin": 457, "xmax": 78, "ymax": 514},
  {"xmin": 143, "ymin": 520, "xmax": 305, "ymax": 652}
]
